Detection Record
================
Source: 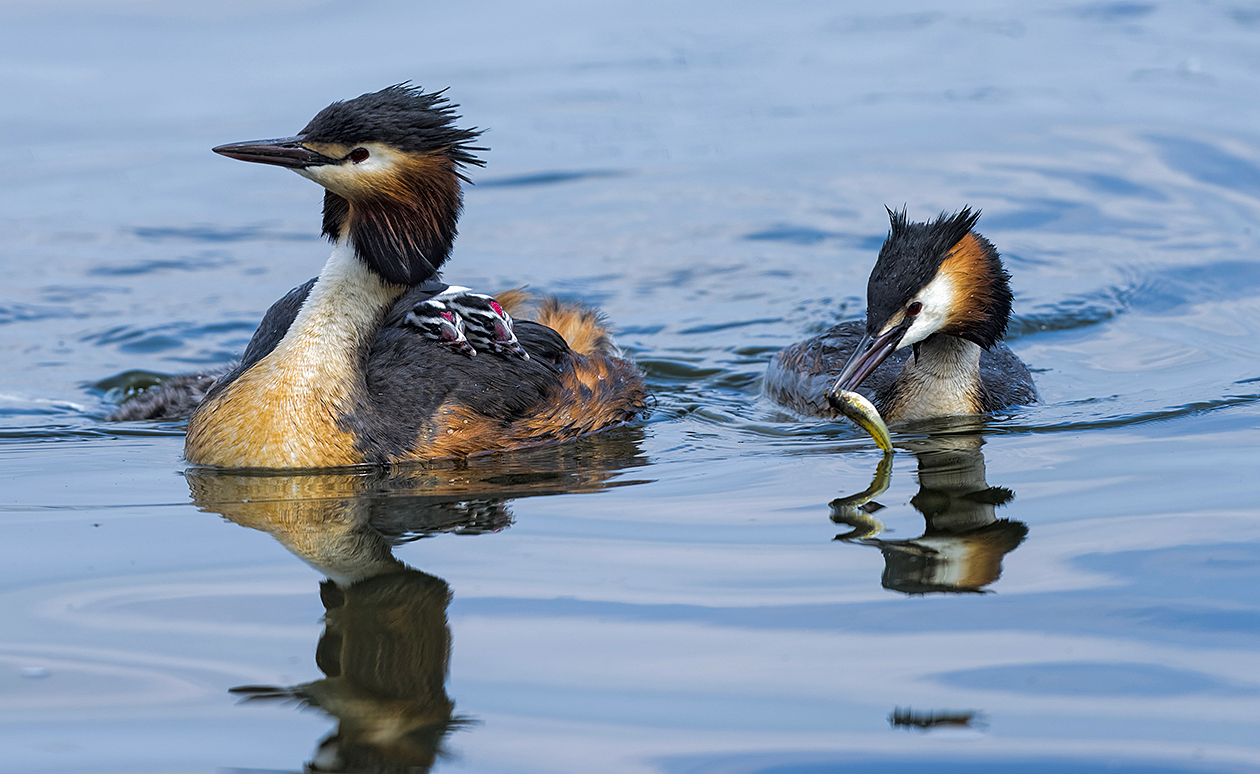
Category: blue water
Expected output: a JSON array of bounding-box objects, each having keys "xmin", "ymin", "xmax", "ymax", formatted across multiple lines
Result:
[{"xmin": 4, "ymin": 1, "xmax": 1260, "ymax": 772}]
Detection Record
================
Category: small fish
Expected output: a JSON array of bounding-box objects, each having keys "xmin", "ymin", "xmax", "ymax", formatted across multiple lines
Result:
[{"xmin": 827, "ymin": 389, "xmax": 892, "ymax": 452}]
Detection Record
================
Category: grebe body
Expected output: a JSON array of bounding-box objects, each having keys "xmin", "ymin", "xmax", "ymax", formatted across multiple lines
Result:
[
  {"xmin": 175, "ymin": 85, "xmax": 645, "ymax": 468},
  {"xmin": 766, "ymin": 208, "xmax": 1036, "ymax": 423}
]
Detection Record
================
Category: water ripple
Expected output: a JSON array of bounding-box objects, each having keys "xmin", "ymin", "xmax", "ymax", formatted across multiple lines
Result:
[
  {"xmin": 89, "ymin": 253, "xmax": 234, "ymax": 277},
  {"xmin": 677, "ymin": 318, "xmax": 782, "ymax": 335},
  {"xmin": 744, "ymin": 225, "xmax": 884, "ymax": 249},
  {"xmin": 80, "ymin": 321, "xmax": 256, "ymax": 358},
  {"xmin": 0, "ymin": 303, "xmax": 73, "ymax": 325},
  {"xmin": 478, "ymin": 170, "xmax": 625, "ymax": 188},
  {"xmin": 939, "ymin": 661, "xmax": 1256, "ymax": 697},
  {"xmin": 1149, "ymin": 135, "xmax": 1260, "ymax": 199},
  {"xmin": 1073, "ymin": 2, "xmax": 1157, "ymax": 23},
  {"xmin": 131, "ymin": 225, "xmax": 315, "ymax": 243}
]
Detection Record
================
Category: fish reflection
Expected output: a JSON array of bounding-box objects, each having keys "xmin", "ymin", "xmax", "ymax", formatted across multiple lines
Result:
[
  {"xmin": 187, "ymin": 431, "xmax": 646, "ymax": 773},
  {"xmin": 831, "ymin": 429, "xmax": 1027, "ymax": 594},
  {"xmin": 889, "ymin": 706, "xmax": 987, "ymax": 732}
]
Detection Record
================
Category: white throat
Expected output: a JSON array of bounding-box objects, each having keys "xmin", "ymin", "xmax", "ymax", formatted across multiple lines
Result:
[
  {"xmin": 273, "ymin": 241, "xmax": 401, "ymax": 380},
  {"xmin": 183, "ymin": 241, "xmax": 404, "ymax": 468},
  {"xmin": 888, "ymin": 335, "xmax": 983, "ymax": 422}
]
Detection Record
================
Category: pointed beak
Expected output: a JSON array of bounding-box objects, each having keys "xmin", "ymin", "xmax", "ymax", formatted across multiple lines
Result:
[
  {"xmin": 212, "ymin": 136, "xmax": 336, "ymax": 168},
  {"xmin": 826, "ymin": 318, "xmax": 912, "ymax": 400}
]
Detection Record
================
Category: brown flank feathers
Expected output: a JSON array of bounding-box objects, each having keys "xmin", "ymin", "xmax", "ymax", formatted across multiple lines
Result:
[{"xmin": 420, "ymin": 295, "xmax": 645, "ymax": 459}]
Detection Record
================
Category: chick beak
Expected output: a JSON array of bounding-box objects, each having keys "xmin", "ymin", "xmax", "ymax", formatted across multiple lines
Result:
[
  {"xmin": 828, "ymin": 318, "xmax": 913, "ymax": 395},
  {"xmin": 212, "ymin": 136, "xmax": 335, "ymax": 169}
]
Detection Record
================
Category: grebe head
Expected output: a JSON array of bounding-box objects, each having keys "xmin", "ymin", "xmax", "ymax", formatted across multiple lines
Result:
[
  {"xmin": 212, "ymin": 84, "xmax": 486, "ymax": 286},
  {"xmin": 832, "ymin": 207, "xmax": 1013, "ymax": 393}
]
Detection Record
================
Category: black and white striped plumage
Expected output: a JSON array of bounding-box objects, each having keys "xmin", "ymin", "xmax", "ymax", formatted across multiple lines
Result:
[
  {"xmin": 431, "ymin": 288, "xmax": 530, "ymax": 360},
  {"xmin": 402, "ymin": 298, "xmax": 476, "ymax": 357}
]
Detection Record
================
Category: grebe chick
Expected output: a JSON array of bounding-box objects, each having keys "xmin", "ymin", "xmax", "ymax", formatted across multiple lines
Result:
[
  {"xmin": 175, "ymin": 84, "xmax": 645, "ymax": 468},
  {"xmin": 765, "ymin": 208, "xmax": 1036, "ymax": 423},
  {"xmin": 430, "ymin": 287, "xmax": 529, "ymax": 359},
  {"xmin": 403, "ymin": 298, "xmax": 476, "ymax": 357}
]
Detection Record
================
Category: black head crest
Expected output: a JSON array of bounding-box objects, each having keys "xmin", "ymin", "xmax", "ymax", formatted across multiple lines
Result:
[
  {"xmin": 301, "ymin": 83, "xmax": 486, "ymax": 173},
  {"xmin": 308, "ymin": 85, "xmax": 490, "ymax": 286},
  {"xmin": 866, "ymin": 207, "xmax": 1011, "ymax": 348}
]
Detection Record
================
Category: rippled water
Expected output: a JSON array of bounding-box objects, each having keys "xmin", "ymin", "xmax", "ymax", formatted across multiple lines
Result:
[{"xmin": 4, "ymin": 1, "xmax": 1260, "ymax": 772}]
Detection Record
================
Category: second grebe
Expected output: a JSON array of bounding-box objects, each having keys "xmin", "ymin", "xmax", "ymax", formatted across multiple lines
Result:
[
  {"xmin": 766, "ymin": 208, "xmax": 1036, "ymax": 423},
  {"xmin": 177, "ymin": 85, "xmax": 646, "ymax": 468}
]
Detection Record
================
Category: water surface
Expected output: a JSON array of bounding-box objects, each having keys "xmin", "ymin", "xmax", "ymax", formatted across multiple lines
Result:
[{"xmin": 3, "ymin": 1, "xmax": 1260, "ymax": 772}]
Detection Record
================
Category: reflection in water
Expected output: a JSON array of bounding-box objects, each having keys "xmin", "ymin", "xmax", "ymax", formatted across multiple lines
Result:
[
  {"xmin": 233, "ymin": 569, "xmax": 466, "ymax": 773},
  {"xmin": 832, "ymin": 431, "xmax": 1027, "ymax": 595},
  {"xmin": 889, "ymin": 706, "xmax": 987, "ymax": 733},
  {"xmin": 829, "ymin": 451, "xmax": 894, "ymax": 540},
  {"xmin": 187, "ymin": 431, "xmax": 647, "ymax": 773}
]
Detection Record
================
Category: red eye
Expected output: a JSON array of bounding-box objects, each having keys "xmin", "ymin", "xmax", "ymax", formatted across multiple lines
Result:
[
  {"xmin": 907, "ymin": 301, "xmax": 923, "ymax": 316},
  {"xmin": 349, "ymin": 148, "xmax": 369, "ymax": 163}
]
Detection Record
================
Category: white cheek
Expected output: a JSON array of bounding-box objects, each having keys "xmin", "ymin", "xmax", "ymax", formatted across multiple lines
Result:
[
  {"xmin": 293, "ymin": 162, "xmax": 368, "ymax": 191},
  {"xmin": 292, "ymin": 144, "xmax": 404, "ymax": 193},
  {"xmin": 351, "ymin": 148, "xmax": 402, "ymax": 174},
  {"xmin": 294, "ymin": 165, "xmax": 334, "ymax": 186},
  {"xmin": 899, "ymin": 272, "xmax": 954, "ymax": 348}
]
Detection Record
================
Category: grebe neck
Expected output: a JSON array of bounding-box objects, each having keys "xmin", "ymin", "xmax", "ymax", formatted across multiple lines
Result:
[
  {"xmin": 279, "ymin": 240, "xmax": 403, "ymax": 371},
  {"xmin": 885, "ymin": 334, "xmax": 983, "ymax": 423},
  {"xmin": 184, "ymin": 241, "xmax": 403, "ymax": 468}
]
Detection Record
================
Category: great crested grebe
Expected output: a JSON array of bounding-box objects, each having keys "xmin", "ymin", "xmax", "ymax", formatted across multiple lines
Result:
[
  {"xmin": 765, "ymin": 208, "xmax": 1036, "ymax": 423},
  {"xmin": 166, "ymin": 84, "xmax": 646, "ymax": 468}
]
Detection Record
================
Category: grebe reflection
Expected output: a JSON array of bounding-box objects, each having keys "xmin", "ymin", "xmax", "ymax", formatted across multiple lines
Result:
[
  {"xmin": 187, "ymin": 432, "xmax": 646, "ymax": 772},
  {"xmin": 830, "ymin": 430, "xmax": 1027, "ymax": 595}
]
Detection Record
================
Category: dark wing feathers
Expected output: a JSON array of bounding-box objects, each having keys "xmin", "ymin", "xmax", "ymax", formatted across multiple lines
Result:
[
  {"xmin": 347, "ymin": 288, "xmax": 574, "ymax": 462},
  {"xmin": 764, "ymin": 321, "xmax": 909, "ymax": 416},
  {"xmin": 104, "ymin": 277, "xmax": 321, "ymax": 421},
  {"xmin": 201, "ymin": 277, "xmax": 319, "ymax": 404},
  {"xmin": 106, "ymin": 275, "xmax": 597, "ymax": 444},
  {"xmin": 348, "ymin": 319, "xmax": 578, "ymax": 462}
]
